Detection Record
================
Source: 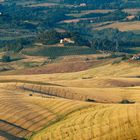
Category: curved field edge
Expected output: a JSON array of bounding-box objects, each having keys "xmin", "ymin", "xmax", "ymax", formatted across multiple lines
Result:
[
  {"xmin": 1, "ymin": 61, "xmax": 140, "ymax": 82},
  {"xmin": 1, "ymin": 79, "xmax": 140, "ymax": 103},
  {"xmin": 31, "ymin": 104, "xmax": 140, "ymax": 140},
  {"xmin": 29, "ymin": 105, "xmax": 94, "ymax": 140},
  {"xmin": 1, "ymin": 61, "xmax": 140, "ymax": 139},
  {"xmin": 0, "ymin": 86, "xmax": 92, "ymax": 140}
]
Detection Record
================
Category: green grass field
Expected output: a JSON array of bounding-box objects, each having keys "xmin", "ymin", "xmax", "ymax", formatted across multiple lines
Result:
[{"xmin": 23, "ymin": 46, "xmax": 96, "ymax": 58}]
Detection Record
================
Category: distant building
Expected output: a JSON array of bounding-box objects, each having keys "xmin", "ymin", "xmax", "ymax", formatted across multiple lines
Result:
[
  {"xmin": 131, "ymin": 54, "xmax": 140, "ymax": 60},
  {"xmin": 34, "ymin": 43, "xmax": 43, "ymax": 46},
  {"xmin": 126, "ymin": 15, "xmax": 136, "ymax": 21},
  {"xmin": 60, "ymin": 39, "xmax": 63, "ymax": 44},
  {"xmin": 60, "ymin": 38, "xmax": 75, "ymax": 44},
  {"xmin": 80, "ymin": 3, "xmax": 87, "ymax": 7},
  {"xmin": 90, "ymin": 20, "xmax": 93, "ymax": 23}
]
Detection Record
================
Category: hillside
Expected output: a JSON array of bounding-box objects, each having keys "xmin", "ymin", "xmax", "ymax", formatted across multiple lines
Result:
[
  {"xmin": 32, "ymin": 104, "xmax": 140, "ymax": 140},
  {"xmin": 1, "ymin": 62, "xmax": 140, "ymax": 139},
  {"xmin": 1, "ymin": 0, "xmax": 140, "ymax": 140}
]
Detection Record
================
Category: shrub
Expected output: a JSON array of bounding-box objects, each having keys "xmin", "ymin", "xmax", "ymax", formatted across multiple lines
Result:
[
  {"xmin": 86, "ymin": 99, "xmax": 96, "ymax": 102},
  {"xmin": 1, "ymin": 55, "xmax": 11, "ymax": 62},
  {"xmin": 119, "ymin": 100, "xmax": 135, "ymax": 104},
  {"xmin": 121, "ymin": 54, "xmax": 133, "ymax": 61},
  {"xmin": 112, "ymin": 59, "xmax": 121, "ymax": 65}
]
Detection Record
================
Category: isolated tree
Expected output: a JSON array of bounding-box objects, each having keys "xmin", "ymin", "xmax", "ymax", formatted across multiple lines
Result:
[
  {"xmin": 38, "ymin": 30, "xmax": 61, "ymax": 45},
  {"xmin": 2, "ymin": 55, "xmax": 11, "ymax": 62}
]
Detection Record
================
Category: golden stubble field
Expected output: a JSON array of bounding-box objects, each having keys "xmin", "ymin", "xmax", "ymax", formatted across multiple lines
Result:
[
  {"xmin": 94, "ymin": 21, "xmax": 140, "ymax": 31},
  {"xmin": 1, "ymin": 61, "xmax": 140, "ymax": 140}
]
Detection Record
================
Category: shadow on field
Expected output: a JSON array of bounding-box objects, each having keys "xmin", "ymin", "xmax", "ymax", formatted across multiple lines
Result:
[{"xmin": 0, "ymin": 130, "xmax": 25, "ymax": 140}]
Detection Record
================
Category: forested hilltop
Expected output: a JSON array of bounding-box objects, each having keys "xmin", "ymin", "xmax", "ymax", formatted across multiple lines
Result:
[{"xmin": 0, "ymin": 0, "xmax": 140, "ymax": 57}]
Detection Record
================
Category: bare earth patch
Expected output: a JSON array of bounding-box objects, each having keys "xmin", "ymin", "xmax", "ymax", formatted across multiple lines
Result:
[
  {"xmin": 28, "ymin": 3, "xmax": 58, "ymax": 7},
  {"xmin": 95, "ymin": 21, "xmax": 140, "ymax": 31}
]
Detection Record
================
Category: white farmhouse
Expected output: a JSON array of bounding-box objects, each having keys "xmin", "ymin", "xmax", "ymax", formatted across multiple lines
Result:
[
  {"xmin": 131, "ymin": 54, "xmax": 140, "ymax": 60},
  {"xmin": 80, "ymin": 3, "xmax": 87, "ymax": 7},
  {"xmin": 60, "ymin": 38, "xmax": 75, "ymax": 44}
]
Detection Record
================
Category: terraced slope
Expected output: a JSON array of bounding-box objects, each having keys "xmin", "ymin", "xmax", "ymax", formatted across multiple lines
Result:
[
  {"xmin": 2, "ymin": 76, "xmax": 140, "ymax": 103},
  {"xmin": 32, "ymin": 104, "xmax": 140, "ymax": 140},
  {"xmin": 1, "ymin": 81, "xmax": 140, "ymax": 140},
  {"xmin": 1, "ymin": 61, "xmax": 140, "ymax": 140},
  {"xmin": 0, "ymin": 87, "xmax": 90, "ymax": 140}
]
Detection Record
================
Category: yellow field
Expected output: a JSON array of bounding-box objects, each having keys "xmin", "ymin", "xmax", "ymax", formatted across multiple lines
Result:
[
  {"xmin": 1, "ymin": 61, "xmax": 140, "ymax": 140},
  {"xmin": 32, "ymin": 104, "xmax": 140, "ymax": 140},
  {"xmin": 94, "ymin": 21, "xmax": 140, "ymax": 31},
  {"xmin": 0, "ymin": 85, "xmax": 90, "ymax": 139}
]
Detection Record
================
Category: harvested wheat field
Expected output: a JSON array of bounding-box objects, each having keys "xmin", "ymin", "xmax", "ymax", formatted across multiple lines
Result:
[
  {"xmin": 32, "ymin": 104, "xmax": 140, "ymax": 140},
  {"xmin": 1, "ymin": 61, "xmax": 140, "ymax": 140},
  {"xmin": 94, "ymin": 21, "xmax": 140, "ymax": 31},
  {"xmin": 0, "ymin": 84, "xmax": 91, "ymax": 139},
  {"xmin": 1, "ymin": 0, "xmax": 140, "ymax": 139}
]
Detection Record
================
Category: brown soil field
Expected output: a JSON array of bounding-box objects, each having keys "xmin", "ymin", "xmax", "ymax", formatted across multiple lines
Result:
[
  {"xmin": 123, "ymin": 8, "xmax": 140, "ymax": 15},
  {"xmin": 28, "ymin": 3, "xmax": 58, "ymax": 7},
  {"xmin": 10, "ymin": 60, "xmax": 107, "ymax": 75},
  {"xmin": 0, "ymin": 54, "xmax": 110, "ymax": 75},
  {"xmin": 94, "ymin": 21, "xmax": 140, "ymax": 31},
  {"xmin": 67, "ymin": 9, "xmax": 114, "ymax": 18},
  {"xmin": 81, "ymin": 9, "xmax": 114, "ymax": 14}
]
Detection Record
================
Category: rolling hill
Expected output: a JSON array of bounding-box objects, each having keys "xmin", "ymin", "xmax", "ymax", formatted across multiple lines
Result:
[
  {"xmin": 1, "ymin": 61, "xmax": 140, "ymax": 139},
  {"xmin": 0, "ymin": 0, "xmax": 140, "ymax": 140}
]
